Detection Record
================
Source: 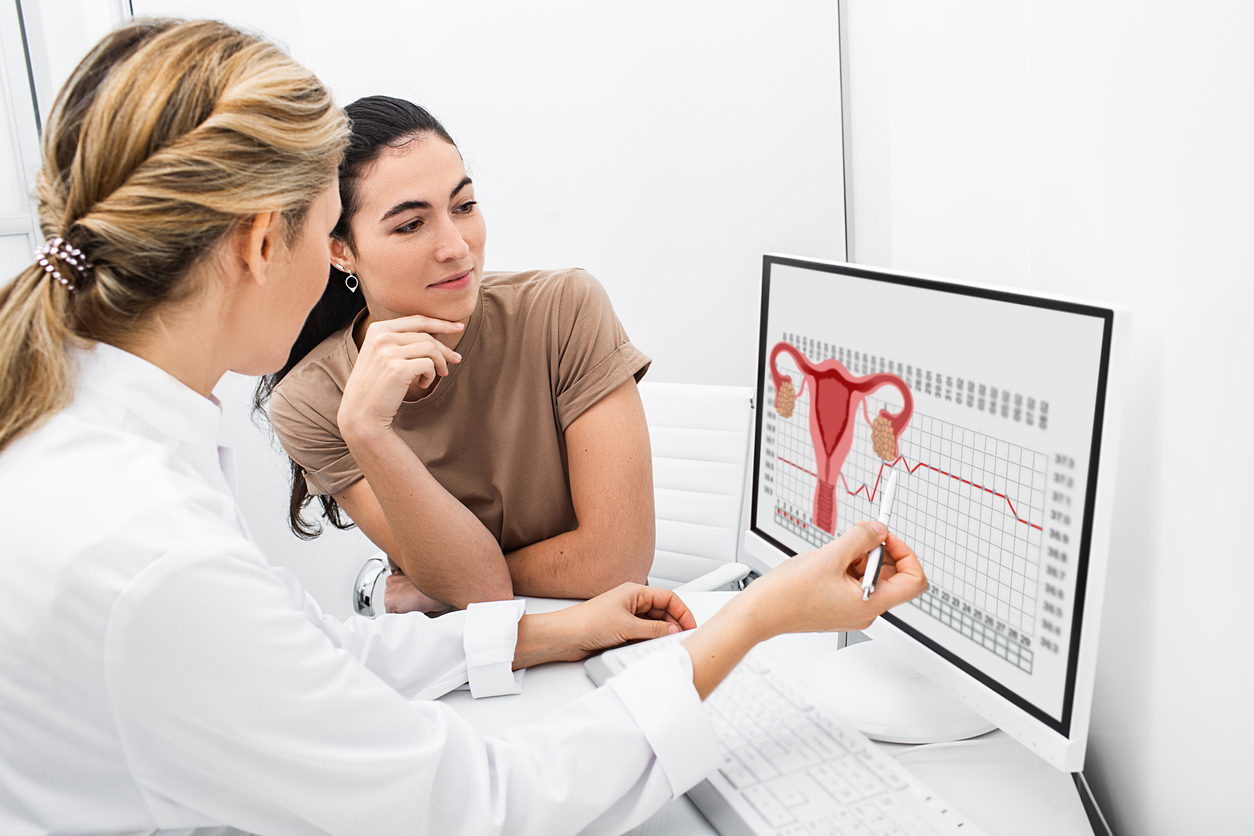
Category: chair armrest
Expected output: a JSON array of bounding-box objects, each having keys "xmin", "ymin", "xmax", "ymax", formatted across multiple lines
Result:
[
  {"xmin": 352, "ymin": 556, "xmax": 391, "ymax": 617},
  {"xmin": 673, "ymin": 562, "xmax": 753, "ymax": 593}
]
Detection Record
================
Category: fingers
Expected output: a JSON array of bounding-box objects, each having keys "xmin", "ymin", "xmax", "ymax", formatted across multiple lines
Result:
[
  {"xmin": 398, "ymin": 343, "xmax": 451, "ymax": 379},
  {"xmin": 868, "ymin": 533, "xmax": 928, "ymax": 610},
  {"xmin": 622, "ymin": 616, "xmax": 682, "ymax": 642},
  {"xmin": 632, "ymin": 586, "xmax": 698, "ymax": 632},
  {"xmin": 371, "ymin": 314, "xmax": 466, "ymax": 336},
  {"xmin": 375, "ymin": 333, "xmax": 461, "ymax": 375},
  {"xmin": 818, "ymin": 520, "xmax": 888, "ymax": 571}
]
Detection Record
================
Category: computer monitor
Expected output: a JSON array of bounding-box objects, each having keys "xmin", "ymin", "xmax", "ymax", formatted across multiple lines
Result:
[{"xmin": 742, "ymin": 254, "xmax": 1127, "ymax": 772}]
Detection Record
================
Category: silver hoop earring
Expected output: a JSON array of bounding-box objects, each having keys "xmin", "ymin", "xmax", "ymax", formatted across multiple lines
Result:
[{"xmin": 345, "ymin": 273, "xmax": 359, "ymax": 293}]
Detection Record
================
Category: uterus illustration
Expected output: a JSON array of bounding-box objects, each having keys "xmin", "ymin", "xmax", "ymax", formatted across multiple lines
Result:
[{"xmin": 770, "ymin": 342, "xmax": 914, "ymax": 535}]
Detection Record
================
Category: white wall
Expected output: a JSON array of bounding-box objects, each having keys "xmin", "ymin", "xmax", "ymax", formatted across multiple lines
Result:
[
  {"xmin": 845, "ymin": 3, "xmax": 1254, "ymax": 834},
  {"xmin": 133, "ymin": 0, "xmax": 847, "ymax": 389}
]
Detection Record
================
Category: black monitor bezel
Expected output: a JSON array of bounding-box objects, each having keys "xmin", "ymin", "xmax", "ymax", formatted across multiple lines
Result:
[{"xmin": 750, "ymin": 254, "xmax": 1114, "ymax": 738}]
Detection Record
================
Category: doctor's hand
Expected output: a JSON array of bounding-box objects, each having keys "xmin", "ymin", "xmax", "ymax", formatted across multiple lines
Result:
[
  {"xmin": 741, "ymin": 521, "xmax": 927, "ymax": 637},
  {"xmin": 512, "ymin": 583, "xmax": 697, "ymax": 669},
  {"xmin": 338, "ymin": 315, "xmax": 464, "ymax": 443}
]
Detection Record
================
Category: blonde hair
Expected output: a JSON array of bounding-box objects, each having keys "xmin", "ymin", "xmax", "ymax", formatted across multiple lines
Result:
[{"xmin": 0, "ymin": 18, "xmax": 348, "ymax": 454}]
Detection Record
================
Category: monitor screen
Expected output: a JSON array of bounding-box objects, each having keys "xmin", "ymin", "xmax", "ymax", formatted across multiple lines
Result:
[{"xmin": 749, "ymin": 256, "xmax": 1116, "ymax": 739}]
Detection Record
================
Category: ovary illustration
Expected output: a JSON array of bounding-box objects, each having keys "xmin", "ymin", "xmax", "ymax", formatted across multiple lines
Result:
[{"xmin": 770, "ymin": 342, "xmax": 914, "ymax": 535}]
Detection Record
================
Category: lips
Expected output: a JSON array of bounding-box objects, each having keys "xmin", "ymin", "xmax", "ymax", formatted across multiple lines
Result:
[{"xmin": 429, "ymin": 269, "xmax": 472, "ymax": 291}]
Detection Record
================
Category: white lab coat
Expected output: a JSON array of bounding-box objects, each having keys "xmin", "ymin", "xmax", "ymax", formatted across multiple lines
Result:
[{"xmin": 0, "ymin": 343, "xmax": 719, "ymax": 836}]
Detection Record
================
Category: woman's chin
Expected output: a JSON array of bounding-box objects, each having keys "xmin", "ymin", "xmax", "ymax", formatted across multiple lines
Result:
[{"xmin": 403, "ymin": 290, "xmax": 478, "ymax": 324}]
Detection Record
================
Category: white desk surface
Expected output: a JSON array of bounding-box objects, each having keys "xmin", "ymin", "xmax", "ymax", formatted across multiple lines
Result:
[{"xmin": 438, "ymin": 592, "xmax": 1094, "ymax": 836}]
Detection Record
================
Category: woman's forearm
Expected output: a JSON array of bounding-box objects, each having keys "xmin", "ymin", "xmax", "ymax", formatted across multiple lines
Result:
[
  {"xmin": 504, "ymin": 521, "xmax": 653, "ymax": 598},
  {"xmin": 507, "ymin": 380, "xmax": 654, "ymax": 598},
  {"xmin": 680, "ymin": 594, "xmax": 769, "ymax": 699},
  {"xmin": 343, "ymin": 427, "xmax": 513, "ymax": 607}
]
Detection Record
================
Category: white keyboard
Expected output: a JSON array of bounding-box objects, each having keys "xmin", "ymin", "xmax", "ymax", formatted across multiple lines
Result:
[{"xmin": 585, "ymin": 635, "xmax": 986, "ymax": 836}]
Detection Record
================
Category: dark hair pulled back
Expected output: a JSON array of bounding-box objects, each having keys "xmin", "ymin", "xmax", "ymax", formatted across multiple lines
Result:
[{"xmin": 254, "ymin": 95, "xmax": 456, "ymax": 538}]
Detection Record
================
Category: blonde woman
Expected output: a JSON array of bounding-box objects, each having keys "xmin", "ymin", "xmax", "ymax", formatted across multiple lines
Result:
[{"xmin": 0, "ymin": 18, "xmax": 927, "ymax": 836}]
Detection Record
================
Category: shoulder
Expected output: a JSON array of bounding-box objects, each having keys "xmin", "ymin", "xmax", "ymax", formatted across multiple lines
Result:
[
  {"xmin": 480, "ymin": 268, "xmax": 615, "ymax": 330},
  {"xmin": 481, "ymin": 267, "xmax": 607, "ymax": 304},
  {"xmin": 0, "ymin": 410, "xmax": 244, "ymax": 567}
]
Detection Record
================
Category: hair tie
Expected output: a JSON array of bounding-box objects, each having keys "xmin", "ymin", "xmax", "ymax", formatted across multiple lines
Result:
[{"xmin": 34, "ymin": 237, "xmax": 93, "ymax": 292}]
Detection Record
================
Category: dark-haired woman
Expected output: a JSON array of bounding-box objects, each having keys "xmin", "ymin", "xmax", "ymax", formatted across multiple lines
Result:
[{"xmin": 263, "ymin": 96, "xmax": 655, "ymax": 612}]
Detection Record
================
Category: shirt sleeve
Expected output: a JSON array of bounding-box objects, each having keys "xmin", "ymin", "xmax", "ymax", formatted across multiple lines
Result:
[
  {"xmin": 103, "ymin": 539, "xmax": 720, "ymax": 836},
  {"xmin": 552, "ymin": 269, "xmax": 652, "ymax": 431},
  {"xmin": 268, "ymin": 385, "xmax": 364, "ymax": 497},
  {"xmin": 273, "ymin": 565, "xmax": 525, "ymax": 700}
]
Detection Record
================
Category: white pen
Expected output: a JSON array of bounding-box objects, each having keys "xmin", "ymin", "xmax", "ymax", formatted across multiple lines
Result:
[{"xmin": 862, "ymin": 467, "xmax": 899, "ymax": 601}]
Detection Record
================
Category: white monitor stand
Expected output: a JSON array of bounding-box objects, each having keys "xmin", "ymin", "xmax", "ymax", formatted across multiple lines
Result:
[{"xmin": 744, "ymin": 532, "xmax": 993, "ymax": 744}]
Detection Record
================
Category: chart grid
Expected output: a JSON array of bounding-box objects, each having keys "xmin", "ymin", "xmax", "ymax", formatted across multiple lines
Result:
[{"xmin": 763, "ymin": 350, "xmax": 1048, "ymax": 671}]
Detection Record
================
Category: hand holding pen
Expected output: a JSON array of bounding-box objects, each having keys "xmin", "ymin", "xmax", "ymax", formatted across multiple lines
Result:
[{"xmin": 862, "ymin": 467, "xmax": 899, "ymax": 600}]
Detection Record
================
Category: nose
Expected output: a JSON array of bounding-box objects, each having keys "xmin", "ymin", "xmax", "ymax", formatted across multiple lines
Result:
[{"xmin": 433, "ymin": 215, "xmax": 470, "ymax": 263}]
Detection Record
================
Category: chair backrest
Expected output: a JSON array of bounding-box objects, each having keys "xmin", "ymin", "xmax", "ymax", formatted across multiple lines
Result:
[{"xmin": 639, "ymin": 381, "xmax": 754, "ymax": 589}]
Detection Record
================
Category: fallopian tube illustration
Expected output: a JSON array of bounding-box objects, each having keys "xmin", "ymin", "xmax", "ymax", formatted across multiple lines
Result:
[{"xmin": 770, "ymin": 342, "xmax": 914, "ymax": 535}]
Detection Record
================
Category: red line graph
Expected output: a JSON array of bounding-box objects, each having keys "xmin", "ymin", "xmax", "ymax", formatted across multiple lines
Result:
[{"xmin": 776, "ymin": 455, "xmax": 1043, "ymax": 532}]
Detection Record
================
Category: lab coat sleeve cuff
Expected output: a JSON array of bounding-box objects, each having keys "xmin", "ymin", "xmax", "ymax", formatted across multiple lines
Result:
[
  {"xmin": 606, "ymin": 643, "xmax": 720, "ymax": 798},
  {"xmin": 464, "ymin": 599, "xmax": 527, "ymax": 698}
]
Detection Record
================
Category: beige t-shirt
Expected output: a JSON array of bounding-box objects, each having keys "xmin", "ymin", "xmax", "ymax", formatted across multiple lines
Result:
[{"xmin": 269, "ymin": 268, "xmax": 650, "ymax": 553}]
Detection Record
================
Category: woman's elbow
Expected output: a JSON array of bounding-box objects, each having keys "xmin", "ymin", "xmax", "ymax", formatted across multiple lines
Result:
[{"xmin": 613, "ymin": 525, "xmax": 655, "ymax": 585}]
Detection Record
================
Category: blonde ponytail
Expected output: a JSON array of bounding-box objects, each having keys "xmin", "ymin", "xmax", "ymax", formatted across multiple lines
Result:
[
  {"xmin": 0, "ymin": 18, "xmax": 347, "ymax": 454},
  {"xmin": 0, "ymin": 266, "xmax": 83, "ymax": 451}
]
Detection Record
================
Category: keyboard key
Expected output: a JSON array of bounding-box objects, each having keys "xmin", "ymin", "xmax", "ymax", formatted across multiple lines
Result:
[
  {"xmin": 734, "ymin": 746, "xmax": 782, "ymax": 782},
  {"xmin": 802, "ymin": 730, "xmax": 849, "ymax": 761},
  {"xmin": 784, "ymin": 712, "xmax": 819, "ymax": 733},
  {"xmin": 718, "ymin": 754, "xmax": 758, "ymax": 790},
  {"xmin": 772, "ymin": 783, "xmax": 809, "ymax": 808},
  {"xmin": 742, "ymin": 785, "xmax": 797, "ymax": 828},
  {"xmin": 872, "ymin": 795, "xmax": 915, "ymax": 823},
  {"xmin": 758, "ymin": 741, "xmax": 790, "ymax": 764},
  {"xmin": 808, "ymin": 764, "xmax": 862, "ymax": 806},
  {"xmin": 765, "ymin": 741, "xmax": 824, "ymax": 775},
  {"xmin": 743, "ymin": 653, "xmax": 771, "ymax": 674},
  {"xmin": 857, "ymin": 751, "xmax": 911, "ymax": 790},
  {"xmin": 764, "ymin": 672, "xmax": 815, "ymax": 710},
  {"xmin": 833, "ymin": 758, "xmax": 888, "ymax": 800},
  {"xmin": 719, "ymin": 764, "xmax": 757, "ymax": 790},
  {"xmin": 851, "ymin": 800, "xmax": 895, "ymax": 833},
  {"xmin": 811, "ymin": 712, "xmax": 852, "ymax": 741}
]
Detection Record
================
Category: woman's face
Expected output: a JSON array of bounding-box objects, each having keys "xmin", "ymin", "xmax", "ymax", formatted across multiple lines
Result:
[{"xmin": 339, "ymin": 136, "xmax": 486, "ymax": 326}]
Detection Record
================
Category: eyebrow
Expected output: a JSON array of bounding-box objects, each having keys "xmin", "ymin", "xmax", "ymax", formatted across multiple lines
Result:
[{"xmin": 379, "ymin": 177, "xmax": 474, "ymax": 223}]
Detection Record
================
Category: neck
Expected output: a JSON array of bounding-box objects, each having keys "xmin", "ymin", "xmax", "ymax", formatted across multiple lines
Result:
[{"xmin": 113, "ymin": 298, "xmax": 228, "ymax": 401}]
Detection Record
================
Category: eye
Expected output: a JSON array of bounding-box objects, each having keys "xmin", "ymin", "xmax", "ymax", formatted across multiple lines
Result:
[
  {"xmin": 454, "ymin": 200, "xmax": 478, "ymax": 215},
  {"xmin": 395, "ymin": 217, "xmax": 423, "ymax": 234}
]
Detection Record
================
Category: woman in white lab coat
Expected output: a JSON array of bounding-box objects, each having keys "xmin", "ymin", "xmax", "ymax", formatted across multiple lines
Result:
[{"xmin": 0, "ymin": 18, "xmax": 926, "ymax": 836}]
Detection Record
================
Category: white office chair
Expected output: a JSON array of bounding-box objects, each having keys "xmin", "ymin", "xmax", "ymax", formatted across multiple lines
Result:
[
  {"xmin": 353, "ymin": 381, "xmax": 757, "ymax": 615},
  {"xmin": 639, "ymin": 381, "xmax": 755, "ymax": 592}
]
